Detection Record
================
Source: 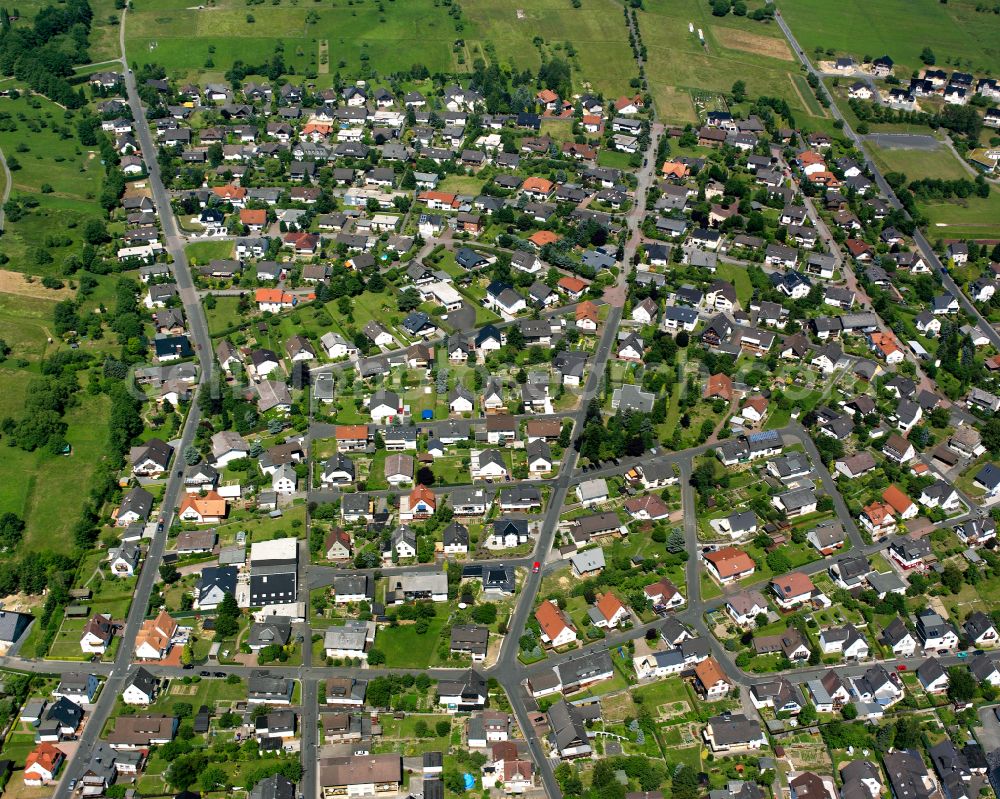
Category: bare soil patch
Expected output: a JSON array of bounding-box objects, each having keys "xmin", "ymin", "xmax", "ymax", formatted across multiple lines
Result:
[
  {"xmin": 0, "ymin": 591, "xmax": 46, "ymax": 612},
  {"xmin": 0, "ymin": 269, "xmax": 72, "ymax": 300},
  {"xmin": 713, "ymin": 26, "xmax": 793, "ymax": 61},
  {"xmin": 602, "ymin": 691, "xmax": 638, "ymax": 722},
  {"xmin": 657, "ymin": 699, "xmax": 691, "ymax": 720},
  {"xmin": 783, "ymin": 741, "xmax": 833, "ymax": 772}
]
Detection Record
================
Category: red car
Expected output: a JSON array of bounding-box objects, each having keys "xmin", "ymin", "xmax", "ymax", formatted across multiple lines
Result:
[
  {"xmin": 896, "ymin": 664, "xmax": 907, "ymax": 671},
  {"xmin": 532, "ymin": 562, "xmax": 540, "ymax": 573}
]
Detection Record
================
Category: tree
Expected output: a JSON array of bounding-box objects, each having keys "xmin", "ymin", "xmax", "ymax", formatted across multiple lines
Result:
[
  {"xmin": 159, "ymin": 563, "xmax": 180, "ymax": 584},
  {"xmin": 183, "ymin": 445, "xmax": 201, "ymax": 465},
  {"xmin": 83, "ymin": 219, "xmax": 110, "ymax": 245},
  {"xmin": 665, "ymin": 529, "xmax": 686, "ymax": 553},
  {"xmin": 947, "ymin": 666, "xmax": 976, "ymax": 703},
  {"xmin": 731, "ymin": 80, "xmax": 747, "ymax": 103},
  {"xmin": 941, "ymin": 563, "xmax": 963, "ymax": 593},
  {"xmin": 414, "ymin": 720, "xmax": 429, "ymax": 737},
  {"xmin": 398, "ymin": 287, "xmax": 421, "ymax": 312},
  {"xmin": 920, "ymin": 46, "xmax": 936, "ymax": 65},
  {"xmin": 672, "ymin": 765, "xmax": 700, "ymax": 799},
  {"xmin": 435, "ymin": 720, "xmax": 450, "ymax": 737},
  {"xmin": 443, "ymin": 772, "xmax": 466, "ymax": 793},
  {"xmin": 471, "ymin": 603, "xmax": 498, "ymax": 624},
  {"xmin": 0, "ymin": 513, "xmax": 25, "ymax": 550},
  {"xmin": 215, "ymin": 592, "xmax": 240, "ymax": 638},
  {"xmin": 894, "ymin": 715, "xmax": 922, "ymax": 748},
  {"xmin": 366, "ymin": 677, "xmax": 392, "ymax": 708},
  {"xmin": 200, "ymin": 765, "xmax": 228, "ymax": 791},
  {"xmin": 367, "ymin": 648, "xmax": 386, "ymax": 665},
  {"xmin": 766, "ymin": 549, "xmax": 791, "ymax": 574}
]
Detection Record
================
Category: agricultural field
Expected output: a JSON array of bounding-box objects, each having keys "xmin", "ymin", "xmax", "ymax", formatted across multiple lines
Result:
[
  {"xmin": 0, "ymin": 289, "xmax": 114, "ymax": 555},
  {"xmin": 779, "ymin": 0, "xmax": 1000, "ymax": 78},
  {"xmin": 635, "ymin": 0, "xmax": 829, "ymax": 128},
  {"xmin": 865, "ymin": 140, "xmax": 1000, "ymax": 240}
]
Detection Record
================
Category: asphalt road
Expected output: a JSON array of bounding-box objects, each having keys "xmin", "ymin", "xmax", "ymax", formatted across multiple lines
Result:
[
  {"xmin": 50, "ymin": 13, "xmax": 217, "ymax": 799},
  {"xmin": 31, "ymin": 11, "xmax": 999, "ymax": 799},
  {"xmin": 494, "ymin": 114, "xmax": 663, "ymax": 798}
]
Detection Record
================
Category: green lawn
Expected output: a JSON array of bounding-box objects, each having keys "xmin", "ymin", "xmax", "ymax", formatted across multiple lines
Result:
[
  {"xmin": 597, "ymin": 149, "xmax": 635, "ymax": 170},
  {"xmin": 715, "ymin": 262, "xmax": 752, "ymax": 307},
  {"xmin": 186, "ymin": 240, "xmax": 236, "ymax": 265},
  {"xmin": 438, "ymin": 175, "xmax": 486, "ymax": 195},
  {"xmin": 147, "ymin": 675, "xmax": 248, "ymax": 713},
  {"xmin": 377, "ymin": 612, "xmax": 447, "ymax": 668},
  {"xmin": 206, "ymin": 296, "xmax": 245, "ymax": 335},
  {"xmin": 211, "ymin": 504, "xmax": 307, "ymax": 547},
  {"xmin": 631, "ymin": 676, "xmax": 690, "ymax": 708},
  {"xmin": 0, "ymin": 731, "xmax": 38, "ymax": 767}
]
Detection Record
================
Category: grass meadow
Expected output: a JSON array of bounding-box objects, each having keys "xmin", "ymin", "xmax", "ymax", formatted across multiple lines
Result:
[
  {"xmin": 778, "ymin": 0, "xmax": 1000, "ymax": 78},
  {"xmin": 126, "ymin": 0, "xmax": 466, "ymax": 83},
  {"xmin": 0, "ymin": 94, "xmax": 105, "ymax": 277},
  {"xmin": 124, "ymin": 0, "xmax": 637, "ymax": 96},
  {"xmin": 635, "ymin": 0, "xmax": 833, "ymax": 129}
]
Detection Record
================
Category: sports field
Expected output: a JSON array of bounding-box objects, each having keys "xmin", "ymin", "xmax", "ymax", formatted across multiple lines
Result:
[
  {"xmin": 866, "ymin": 139, "xmax": 1000, "ymax": 240},
  {"xmin": 124, "ymin": 0, "xmax": 636, "ymax": 96},
  {"xmin": 867, "ymin": 140, "xmax": 971, "ymax": 183},
  {"xmin": 636, "ymin": 0, "xmax": 830, "ymax": 128},
  {"xmin": 779, "ymin": 0, "xmax": 1000, "ymax": 77},
  {"xmin": 924, "ymin": 192, "xmax": 1000, "ymax": 242}
]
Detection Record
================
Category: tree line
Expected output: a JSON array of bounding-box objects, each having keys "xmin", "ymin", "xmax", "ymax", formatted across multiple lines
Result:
[{"xmin": 0, "ymin": 0, "xmax": 92, "ymax": 107}]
